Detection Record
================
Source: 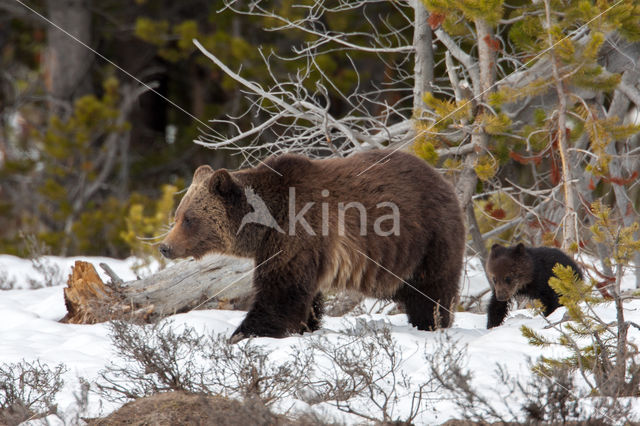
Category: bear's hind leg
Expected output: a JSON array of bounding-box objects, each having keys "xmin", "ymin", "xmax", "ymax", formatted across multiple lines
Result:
[
  {"xmin": 394, "ymin": 246, "xmax": 462, "ymax": 330},
  {"xmin": 393, "ymin": 271, "xmax": 458, "ymax": 330}
]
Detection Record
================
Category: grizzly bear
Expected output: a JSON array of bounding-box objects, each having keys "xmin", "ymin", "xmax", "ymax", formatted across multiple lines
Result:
[
  {"xmin": 486, "ymin": 243, "xmax": 583, "ymax": 328},
  {"xmin": 159, "ymin": 150, "xmax": 465, "ymax": 340}
]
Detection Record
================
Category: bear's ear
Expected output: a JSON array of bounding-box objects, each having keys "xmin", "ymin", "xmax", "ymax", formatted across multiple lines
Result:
[
  {"xmin": 193, "ymin": 165, "xmax": 214, "ymax": 183},
  {"xmin": 514, "ymin": 243, "xmax": 526, "ymax": 255},
  {"xmin": 208, "ymin": 169, "xmax": 240, "ymax": 197}
]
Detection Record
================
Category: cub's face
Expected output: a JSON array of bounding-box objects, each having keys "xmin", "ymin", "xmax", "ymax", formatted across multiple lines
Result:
[
  {"xmin": 486, "ymin": 243, "xmax": 534, "ymax": 301},
  {"xmin": 159, "ymin": 165, "xmax": 242, "ymax": 260}
]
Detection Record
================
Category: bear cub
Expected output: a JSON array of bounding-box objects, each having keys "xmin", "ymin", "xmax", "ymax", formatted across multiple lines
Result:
[{"xmin": 486, "ymin": 243, "xmax": 583, "ymax": 328}]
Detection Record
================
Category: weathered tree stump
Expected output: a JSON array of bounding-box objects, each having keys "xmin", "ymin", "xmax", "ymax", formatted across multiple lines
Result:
[{"xmin": 62, "ymin": 255, "xmax": 255, "ymax": 324}]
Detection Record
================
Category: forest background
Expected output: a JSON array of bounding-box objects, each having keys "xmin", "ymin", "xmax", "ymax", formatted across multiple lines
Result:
[{"xmin": 1, "ymin": 0, "xmax": 640, "ymax": 289}]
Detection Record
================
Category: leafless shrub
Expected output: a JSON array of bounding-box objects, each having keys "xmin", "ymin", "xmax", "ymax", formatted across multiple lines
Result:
[
  {"xmin": 427, "ymin": 333, "xmax": 519, "ymax": 423},
  {"xmin": 350, "ymin": 298, "xmax": 402, "ymax": 317},
  {"xmin": 519, "ymin": 366, "xmax": 633, "ymax": 424},
  {"xmin": 23, "ymin": 233, "xmax": 64, "ymax": 289},
  {"xmin": 28, "ymin": 256, "xmax": 64, "ymax": 289},
  {"xmin": 0, "ymin": 360, "xmax": 67, "ymax": 426},
  {"xmin": 0, "ymin": 270, "xmax": 17, "ymax": 290},
  {"xmin": 97, "ymin": 321, "xmax": 314, "ymax": 408},
  {"xmin": 323, "ymin": 292, "xmax": 363, "ymax": 317},
  {"xmin": 97, "ymin": 319, "xmax": 449, "ymax": 423},
  {"xmin": 205, "ymin": 333, "xmax": 313, "ymax": 406},
  {"xmin": 304, "ymin": 319, "xmax": 439, "ymax": 424},
  {"xmin": 57, "ymin": 377, "xmax": 92, "ymax": 426},
  {"xmin": 96, "ymin": 321, "xmax": 210, "ymax": 401},
  {"xmin": 0, "ymin": 234, "xmax": 62, "ymax": 290},
  {"xmin": 428, "ymin": 332, "xmax": 635, "ymax": 424},
  {"xmin": 520, "ymin": 365, "xmax": 579, "ymax": 422}
]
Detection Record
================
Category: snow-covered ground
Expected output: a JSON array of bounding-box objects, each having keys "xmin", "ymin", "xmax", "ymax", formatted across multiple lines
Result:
[{"xmin": 1, "ymin": 254, "xmax": 639, "ymax": 424}]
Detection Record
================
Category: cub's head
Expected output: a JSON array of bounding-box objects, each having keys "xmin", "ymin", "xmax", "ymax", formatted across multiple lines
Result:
[
  {"xmin": 486, "ymin": 243, "xmax": 534, "ymax": 301},
  {"xmin": 159, "ymin": 165, "xmax": 246, "ymax": 260}
]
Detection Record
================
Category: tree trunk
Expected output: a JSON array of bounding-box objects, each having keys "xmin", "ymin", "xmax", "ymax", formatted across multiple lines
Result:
[
  {"xmin": 62, "ymin": 255, "xmax": 255, "ymax": 324},
  {"xmin": 455, "ymin": 18, "xmax": 494, "ymax": 209},
  {"xmin": 413, "ymin": 0, "xmax": 434, "ymax": 112},
  {"xmin": 543, "ymin": 0, "xmax": 578, "ymax": 250},
  {"xmin": 45, "ymin": 0, "xmax": 93, "ymax": 113}
]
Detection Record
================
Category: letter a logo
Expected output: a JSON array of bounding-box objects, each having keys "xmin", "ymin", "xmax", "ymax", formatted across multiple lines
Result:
[{"xmin": 237, "ymin": 187, "xmax": 284, "ymax": 234}]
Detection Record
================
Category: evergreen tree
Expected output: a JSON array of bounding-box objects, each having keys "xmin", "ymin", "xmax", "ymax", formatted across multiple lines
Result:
[{"xmin": 522, "ymin": 200, "xmax": 640, "ymax": 396}]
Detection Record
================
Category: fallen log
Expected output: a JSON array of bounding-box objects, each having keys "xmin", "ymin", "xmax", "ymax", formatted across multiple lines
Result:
[{"xmin": 62, "ymin": 255, "xmax": 255, "ymax": 324}]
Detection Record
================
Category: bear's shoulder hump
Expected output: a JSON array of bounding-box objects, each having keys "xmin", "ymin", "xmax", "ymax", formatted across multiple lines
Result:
[{"xmin": 264, "ymin": 153, "xmax": 313, "ymax": 175}]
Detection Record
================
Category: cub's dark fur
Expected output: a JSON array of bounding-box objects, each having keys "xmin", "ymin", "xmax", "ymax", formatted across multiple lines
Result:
[
  {"xmin": 486, "ymin": 243, "xmax": 583, "ymax": 328},
  {"xmin": 160, "ymin": 150, "xmax": 465, "ymax": 339}
]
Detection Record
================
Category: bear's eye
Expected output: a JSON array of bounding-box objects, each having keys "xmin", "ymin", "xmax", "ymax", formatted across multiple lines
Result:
[
  {"xmin": 492, "ymin": 277, "xmax": 497, "ymax": 284},
  {"xmin": 183, "ymin": 215, "xmax": 194, "ymax": 228},
  {"xmin": 505, "ymin": 276, "xmax": 512, "ymax": 285}
]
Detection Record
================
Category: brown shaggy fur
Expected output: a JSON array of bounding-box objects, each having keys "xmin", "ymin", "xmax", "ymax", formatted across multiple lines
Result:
[{"xmin": 160, "ymin": 150, "xmax": 465, "ymax": 339}]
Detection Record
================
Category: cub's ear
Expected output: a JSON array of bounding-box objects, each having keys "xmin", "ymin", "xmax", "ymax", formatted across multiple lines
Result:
[
  {"xmin": 514, "ymin": 243, "xmax": 526, "ymax": 255},
  {"xmin": 489, "ymin": 243, "xmax": 504, "ymax": 255},
  {"xmin": 209, "ymin": 169, "xmax": 240, "ymax": 196}
]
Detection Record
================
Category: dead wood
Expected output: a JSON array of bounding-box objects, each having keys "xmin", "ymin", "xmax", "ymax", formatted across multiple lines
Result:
[{"xmin": 62, "ymin": 255, "xmax": 254, "ymax": 324}]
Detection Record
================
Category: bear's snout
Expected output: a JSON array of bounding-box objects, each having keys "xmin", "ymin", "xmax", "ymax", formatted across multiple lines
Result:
[
  {"xmin": 495, "ymin": 289, "xmax": 511, "ymax": 301},
  {"xmin": 159, "ymin": 243, "xmax": 173, "ymax": 259}
]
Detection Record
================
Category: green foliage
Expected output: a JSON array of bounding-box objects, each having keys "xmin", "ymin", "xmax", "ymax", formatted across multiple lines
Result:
[
  {"xmin": 521, "ymin": 324, "xmax": 553, "ymax": 347},
  {"xmin": 473, "ymin": 155, "xmax": 498, "ymax": 181},
  {"xmin": 412, "ymin": 138, "xmax": 439, "ymax": 166},
  {"xmin": 423, "ymin": 92, "xmax": 473, "ymax": 124},
  {"xmin": 488, "ymin": 78, "xmax": 550, "ymax": 107},
  {"xmin": 132, "ymin": 2, "xmax": 369, "ymax": 115},
  {"xmin": 508, "ymin": 9, "xmax": 544, "ymax": 52},
  {"xmin": 548, "ymin": 264, "xmax": 597, "ymax": 319},
  {"xmin": 44, "ymin": 78, "xmax": 123, "ymax": 152},
  {"xmin": 477, "ymin": 112, "xmax": 512, "ymax": 135},
  {"xmin": 133, "ymin": 17, "xmax": 170, "ymax": 47},
  {"xmin": 580, "ymin": 106, "xmax": 640, "ymax": 177},
  {"xmin": 4, "ymin": 0, "xmax": 640, "ymax": 263},
  {"xmin": 33, "ymin": 78, "xmax": 130, "ymax": 255},
  {"xmin": 413, "ymin": 93, "xmax": 474, "ymax": 169},
  {"xmin": 414, "ymin": 94, "xmax": 475, "ymax": 168},
  {"xmin": 520, "ymin": 263, "xmax": 604, "ymax": 376},
  {"xmin": 522, "ymin": 200, "xmax": 640, "ymax": 396},
  {"xmin": 121, "ymin": 184, "xmax": 179, "ymax": 273},
  {"xmin": 590, "ymin": 200, "xmax": 640, "ymax": 266},
  {"xmin": 72, "ymin": 197, "xmax": 130, "ymax": 256},
  {"xmin": 422, "ymin": 0, "xmax": 640, "ymax": 205},
  {"xmin": 424, "ymin": 0, "xmax": 504, "ymax": 25}
]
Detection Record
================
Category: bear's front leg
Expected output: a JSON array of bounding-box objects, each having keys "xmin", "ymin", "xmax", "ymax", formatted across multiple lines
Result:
[
  {"xmin": 487, "ymin": 293, "xmax": 510, "ymax": 328},
  {"xmin": 231, "ymin": 254, "xmax": 319, "ymax": 342}
]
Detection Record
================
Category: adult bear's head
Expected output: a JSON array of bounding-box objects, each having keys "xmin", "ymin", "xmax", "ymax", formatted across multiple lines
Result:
[{"xmin": 159, "ymin": 165, "xmax": 248, "ymax": 260}]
